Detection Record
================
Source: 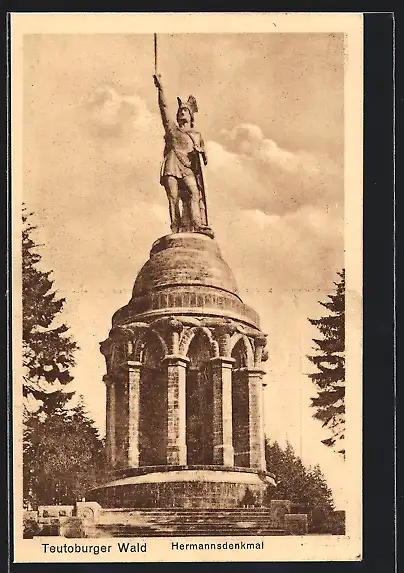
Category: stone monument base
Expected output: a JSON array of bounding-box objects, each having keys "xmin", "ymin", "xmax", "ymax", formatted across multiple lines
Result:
[{"xmin": 87, "ymin": 466, "xmax": 276, "ymax": 509}]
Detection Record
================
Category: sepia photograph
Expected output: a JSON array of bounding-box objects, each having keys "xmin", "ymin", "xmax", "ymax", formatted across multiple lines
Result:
[{"xmin": 11, "ymin": 12, "xmax": 363, "ymax": 562}]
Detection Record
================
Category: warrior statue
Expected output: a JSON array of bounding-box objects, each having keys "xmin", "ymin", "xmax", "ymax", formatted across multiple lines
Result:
[{"xmin": 153, "ymin": 73, "xmax": 212, "ymax": 236}]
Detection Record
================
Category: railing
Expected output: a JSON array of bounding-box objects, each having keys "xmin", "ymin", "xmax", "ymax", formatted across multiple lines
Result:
[{"xmin": 117, "ymin": 286, "xmax": 260, "ymax": 328}]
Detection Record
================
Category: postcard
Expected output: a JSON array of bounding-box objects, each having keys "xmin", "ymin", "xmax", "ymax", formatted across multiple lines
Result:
[{"xmin": 11, "ymin": 12, "xmax": 363, "ymax": 563}]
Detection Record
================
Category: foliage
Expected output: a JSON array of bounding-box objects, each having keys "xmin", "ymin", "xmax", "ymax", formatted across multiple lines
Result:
[
  {"xmin": 22, "ymin": 207, "xmax": 78, "ymax": 402},
  {"xmin": 239, "ymin": 488, "xmax": 258, "ymax": 508},
  {"xmin": 22, "ymin": 208, "xmax": 105, "ymax": 509},
  {"xmin": 265, "ymin": 440, "xmax": 335, "ymax": 511},
  {"xmin": 23, "ymin": 516, "xmax": 41, "ymax": 539},
  {"xmin": 23, "ymin": 396, "xmax": 105, "ymax": 508},
  {"xmin": 323, "ymin": 510, "xmax": 346, "ymax": 535},
  {"xmin": 307, "ymin": 270, "xmax": 345, "ymax": 457}
]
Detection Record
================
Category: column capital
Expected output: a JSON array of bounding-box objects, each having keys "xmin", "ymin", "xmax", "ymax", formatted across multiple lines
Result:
[
  {"xmin": 210, "ymin": 356, "xmax": 236, "ymax": 368},
  {"xmin": 126, "ymin": 360, "xmax": 143, "ymax": 369},
  {"xmin": 253, "ymin": 333, "xmax": 268, "ymax": 347},
  {"xmin": 163, "ymin": 354, "xmax": 190, "ymax": 366},
  {"xmin": 246, "ymin": 367, "xmax": 266, "ymax": 377},
  {"xmin": 236, "ymin": 367, "xmax": 267, "ymax": 385}
]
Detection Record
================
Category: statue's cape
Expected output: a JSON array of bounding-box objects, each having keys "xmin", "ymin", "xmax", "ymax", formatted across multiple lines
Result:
[{"xmin": 192, "ymin": 151, "xmax": 208, "ymax": 227}]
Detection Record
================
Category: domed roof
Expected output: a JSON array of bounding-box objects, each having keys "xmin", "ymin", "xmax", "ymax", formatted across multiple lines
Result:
[{"xmin": 132, "ymin": 233, "xmax": 239, "ymax": 298}]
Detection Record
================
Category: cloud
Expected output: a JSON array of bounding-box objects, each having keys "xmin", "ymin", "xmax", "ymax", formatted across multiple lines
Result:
[
  {"xmin": 83, "ymin": 86, "xmax": 158, "ymax": 140},
  {"xmin": 242, "ymin": 209, "xmax": 281, "ymax": 228},
  {"xmin": 206, "ymin": 122, "xmax": 343, "ymax": 218},
  {"xmin": 223, "ymin": 123, "xmax": 302, "ymax": 172},
  {"xmin": 214, "ymin": 205, "xmax": 343, "ymax": 298}
]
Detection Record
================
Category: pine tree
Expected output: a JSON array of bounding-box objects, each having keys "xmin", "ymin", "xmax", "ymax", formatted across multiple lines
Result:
[
  {"xmin": 265, "ymin": 440, "xmax": 334, "ymax": 511},
  {"xmin": 23, "ymin": 395, "xmax": 105, "ymax": 508},
  {"xmin": 22, "ymin": 209, "xmax": 105, "ymax": 509},
  {"xmin": 22, "ymin": 208, "xmax": 78, "ymax": 402},
  {"xmin": 307, "ymin": 270, "xmax": 345, "ymax": 457}
]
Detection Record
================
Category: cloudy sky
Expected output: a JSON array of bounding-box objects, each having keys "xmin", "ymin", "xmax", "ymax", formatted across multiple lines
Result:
[{"xmin": 21, "ymin": 31, "xmax": 348, "ymax": 506}]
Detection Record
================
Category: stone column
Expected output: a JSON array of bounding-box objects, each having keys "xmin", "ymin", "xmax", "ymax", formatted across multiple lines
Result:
[
  {"xmin": 211, "ymin": 357, "xmax": 235, "ymax": 466},
  {"xmin": 247, "ymin": 368, "xmax": 266, "ymax": 470},
  {"xmin": 127, "ymin": 361, "xmax": 142, "ymax": 468},
  {"xmin": 103, "ymin": 374, "xmax": 116, "ymax": 468},
  {"xmin": 164, "ymin": 354, "xmax": 189, "ymax": 465}
]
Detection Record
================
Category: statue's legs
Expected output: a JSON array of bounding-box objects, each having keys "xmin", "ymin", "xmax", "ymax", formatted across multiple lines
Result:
[
  {"xmin": 180, "ymin": 200, "xmax": 192, "ymax": 232},
  {"xmin": 163, "ymin": 176, "xmax": 181, "ymax": 233},
  {"xmin": 182, "ymin": 176, "xmax": 202, "ymax": 231}
]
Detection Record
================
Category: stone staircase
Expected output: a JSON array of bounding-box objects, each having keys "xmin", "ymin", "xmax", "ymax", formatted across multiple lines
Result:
[{"xmin": 95, "ymin": 508, "xmax": 285, "ymax": 537}]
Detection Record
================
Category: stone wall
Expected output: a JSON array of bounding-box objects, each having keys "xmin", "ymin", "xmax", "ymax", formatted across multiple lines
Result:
[{"xmin": 89, "ymin": 480, "xmax": 265, "ymax": 509}]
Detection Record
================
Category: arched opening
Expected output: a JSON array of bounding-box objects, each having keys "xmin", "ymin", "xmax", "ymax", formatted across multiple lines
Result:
[
  {"xmin": 186, "ymin": 331, "xmax": 214, "ymax": 465},
  {"xmin": 231, "ymin": 339, "xmax": 250, "ymax": 467},
  {"xmin": 139, "ymin": 333, "xmax": 167, "ymax": 466}
]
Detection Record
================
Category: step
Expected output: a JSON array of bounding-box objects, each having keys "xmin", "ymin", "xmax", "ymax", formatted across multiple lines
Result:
[
  {"xmin": 101, "ymin": 512, "xmax": 273, "ymax": 519},
  {"xmin": 109, "ymin": 514, "xmax": 273, "ymax": 519},
  {"xmin": 111, "ymin": 510, "xmax": 273, "ymax": 512},
  {"xmin": 95, "ymin": 508, "xmax": 281, "ymax": 537},
  {"xmin": 95, "ymin": 525, "xmax": 285, "ymax": 538},
  {"xmin": 97, "ymin": 517, "xmax": 278, "ymax": 525}
]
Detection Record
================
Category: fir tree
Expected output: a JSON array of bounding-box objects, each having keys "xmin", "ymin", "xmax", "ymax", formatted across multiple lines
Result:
[
  {"xmin": 23, "ymin": 395, "xmax": 105, "ymax": 508},
  {"xmin": 22, "ymin": 208, "xmax": 78, "ymax": 402},
  {"xmin": 22, "ymin": 209, "xmax": 105, "ymax": 509},
  {"xmin": 265, "ymin": 439, "xmax": 334, "ymax": 511},
  {"xmin": 307, "ymin": 270, "xmax": 345, "ymax": 457}
]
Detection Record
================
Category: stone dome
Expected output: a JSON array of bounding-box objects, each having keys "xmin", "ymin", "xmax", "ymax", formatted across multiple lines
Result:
[
  {"xmin": 132, "ymin": 233, "xmax": 239, "ymax": 298},
  {"xmin": 112, "ymin": 233, "xmax": 260, "ymax": 329}
]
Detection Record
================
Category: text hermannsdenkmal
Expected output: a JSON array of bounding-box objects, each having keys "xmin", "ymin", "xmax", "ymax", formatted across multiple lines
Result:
[{"xmin": 172, "ymin": 541, "xmax": 264, "ymax": 550}]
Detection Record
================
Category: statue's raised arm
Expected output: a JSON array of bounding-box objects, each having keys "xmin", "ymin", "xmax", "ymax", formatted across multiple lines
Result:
[
  {"xmin": 153, "ymin": 74, "xmax": 213, "ymax": 238},
  {"xmin": 153, "ymin": 74, "xmax": 171, "ymax": 132}
]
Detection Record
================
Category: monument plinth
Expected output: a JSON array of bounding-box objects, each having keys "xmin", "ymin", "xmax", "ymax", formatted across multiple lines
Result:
[{"xmin": 88, "ymin": 232, "xmax": 275, "ymax": 509}]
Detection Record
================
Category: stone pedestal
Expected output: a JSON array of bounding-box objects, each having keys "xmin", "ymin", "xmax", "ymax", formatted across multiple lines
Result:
[
  {"xmin": 285, "ymin": 514, "xmax": 309, "ymax": 535},
  {"xmin": 93, "ymin": 233, "xmax": 275, "ymax": 509},
  {"xmin": 88, "ymin": 467, "xmax": 273, "ymax": 509},
  {"xmin": 269, "ymin": 499, "xmax": 292, "ymax": 528}
]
